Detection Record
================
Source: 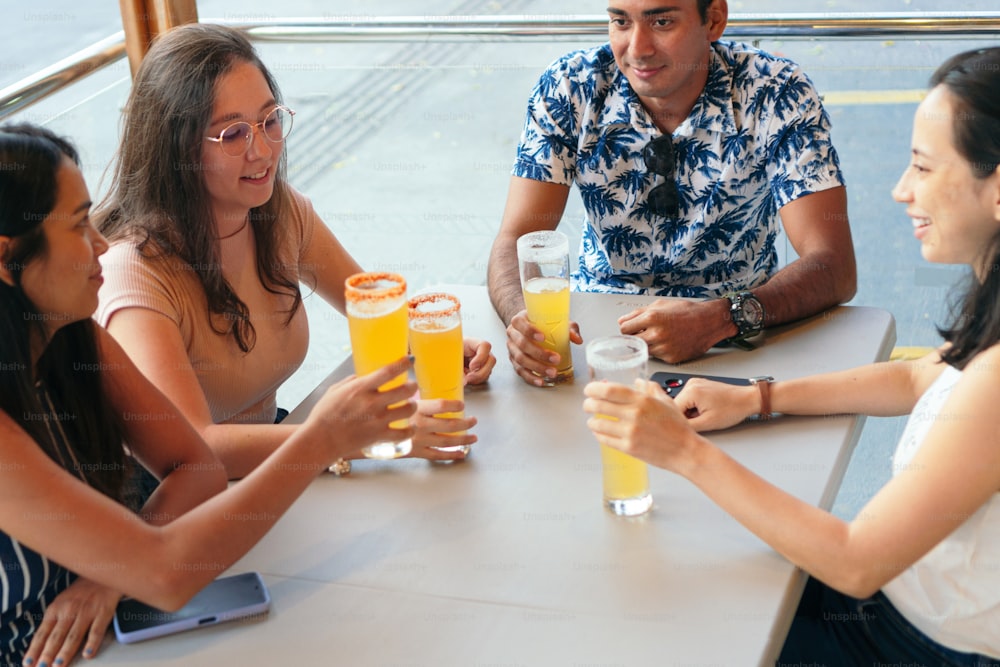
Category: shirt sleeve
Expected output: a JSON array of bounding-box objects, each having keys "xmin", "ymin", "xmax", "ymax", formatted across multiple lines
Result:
[
  {"xmin": 283, "ymin": 185, "xmax": 317, "ymax": 269},
  {"xmin": 765, "ymin": 68, "xmax": 846, "ymax": 210},
  {"xmin": 95, "ymin": 242, "xmax": 184, "ymax": 329},
  {"xmin": 512, "ymin": 55, "xmax": 583, "ymax": 187}
]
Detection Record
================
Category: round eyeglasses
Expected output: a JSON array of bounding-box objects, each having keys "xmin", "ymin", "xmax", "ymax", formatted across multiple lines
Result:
[{"xmin": 204, "ymin": 105, "xmax": 295, "ymax": 157}]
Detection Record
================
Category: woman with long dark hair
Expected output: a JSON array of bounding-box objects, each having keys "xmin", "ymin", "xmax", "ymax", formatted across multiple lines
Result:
[
  {"xmin": 584, "ymin": 47, "xmax": 1000, "ymax": 664},
  {"xmin": 95, "ymin": 23, "xmax": 494, "ymax": 479},
  {"xmin": 0, "ymin": 124, "xmax": 415, "ymax": 666}
]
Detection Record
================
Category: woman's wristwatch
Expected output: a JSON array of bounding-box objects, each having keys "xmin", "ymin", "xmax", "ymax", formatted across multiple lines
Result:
[{"xmin": 748, "ymin": 376, "xmax": 775, "ymax": 421}]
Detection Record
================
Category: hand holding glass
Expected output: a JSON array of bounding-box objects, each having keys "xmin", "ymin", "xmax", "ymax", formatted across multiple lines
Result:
[
  {"xmin": 586, "ymin": 335, "xmax": 652, "ymax": 516},
  {"xmin": 345, "ymin": 272, "xmax": 412, "ymax": 459},
  {"xmin": 516, "ymin": 230, "xmax": 573, "ymax": 385},
  {"xmin": 408, "ymin": 292, "xmax": 468, "ymax": 456}
]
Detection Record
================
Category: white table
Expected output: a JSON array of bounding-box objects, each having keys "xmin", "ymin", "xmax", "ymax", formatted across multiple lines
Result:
[{"xmin": 99, "ymin": 286, "xmax": 895, "ymax": 666}]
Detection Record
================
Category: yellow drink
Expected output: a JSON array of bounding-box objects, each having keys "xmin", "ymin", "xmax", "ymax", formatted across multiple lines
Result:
[
  {"xmin": 345, "ymin": 272, "xmax": 412, "ymax": 459},
  {"xmin": 586, "ymin": 335, "xmax": 652, "ymax": 516},
  {"xmin": 409, "ymin": 293, "xmax": 467, "ymax": 454},
  {"xmin": 409, "ymin": 319, "xmax": 464, "ymax": 428},
  {"xmin": 522, "ymin": 276, "xmax": 572, "ymax": 379},
  {"xmin": 347, "ymin": 301, "xmax": 408, "ymax": 387},
  {"xmin": 600, "ymin": 443, "xmax": 649, "ymax": 502}
]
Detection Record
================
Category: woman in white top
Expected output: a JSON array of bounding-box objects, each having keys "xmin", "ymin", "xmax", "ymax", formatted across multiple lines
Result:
[
  {"xmin": 95, "ymin": 24, "xmax": 495, "ymax": 480},
  {"xmin": 584, "ymin": 46, "xmax": 1000, "ymax": 665}
]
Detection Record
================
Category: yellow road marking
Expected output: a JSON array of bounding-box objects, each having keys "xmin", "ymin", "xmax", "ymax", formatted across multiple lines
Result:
[
  {"xmin": 823, "ymin": 89, "xmax": 927, "ymax": 106},
  {"xmin": 890, "ymin": 346, "xmax": 935, "ymax": 361}
]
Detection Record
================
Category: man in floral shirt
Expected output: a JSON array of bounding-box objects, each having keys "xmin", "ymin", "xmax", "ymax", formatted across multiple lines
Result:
[{"xmin": 488, "ymin": 0, "xmax": 856, "ymax": 380}]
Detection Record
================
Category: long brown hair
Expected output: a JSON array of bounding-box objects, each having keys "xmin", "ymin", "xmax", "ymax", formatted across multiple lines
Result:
[{"xmin": 96, "ymin": 23, "xmax": 301, "ymax": 352}]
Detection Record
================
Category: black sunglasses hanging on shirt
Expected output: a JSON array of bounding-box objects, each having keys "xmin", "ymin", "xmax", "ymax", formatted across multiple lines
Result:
[{"xmin": 642, "ymin": 134, "xmax": 680, "ymax": 218}]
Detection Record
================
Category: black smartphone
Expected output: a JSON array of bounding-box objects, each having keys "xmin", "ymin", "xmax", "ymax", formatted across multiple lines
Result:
[
  {"xmin": 113, "ymin": 571, "xmax": 271, "ymax": 644},
  {"xmin": 651, "ymin": 371, "xmax": 751, "ymax": 398}
]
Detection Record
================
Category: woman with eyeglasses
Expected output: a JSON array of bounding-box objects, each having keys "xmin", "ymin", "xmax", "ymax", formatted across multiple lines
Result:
[
  {"xmin": 0, "ymin": 123, "xmax": 415, "ymax": 666},
  {"xmin": 94, "ymin": 23, "xmax": 495, "ymax": 481},
  {"xmin": 584, "ymin": 47, "xmax": 1000, "ymax": 665}
]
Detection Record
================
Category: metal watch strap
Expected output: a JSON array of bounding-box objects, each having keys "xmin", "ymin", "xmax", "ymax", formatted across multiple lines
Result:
[
  {"xmin": 748, "ymin": 376, "xmax": 775, "ymax": 421},
  {"xmin": 723, "ymin": 291, "xmax": 764, "ymax": 348}
]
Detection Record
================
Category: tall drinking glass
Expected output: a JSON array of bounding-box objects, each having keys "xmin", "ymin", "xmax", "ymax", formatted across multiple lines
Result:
[
  {"xmin": 408, "ymin": 292, "xmax": 467, "ymax": 456},
  {"xmin": 586, "ymin": 335, "xmax": 652, "ymax": 516},
  {"xmin": 345, "ymin": 272, "xmax": 412, "ymax": 459},
  {"xmin": 516, "ymin": 230, "xmax": 573, "ymax": 385}
]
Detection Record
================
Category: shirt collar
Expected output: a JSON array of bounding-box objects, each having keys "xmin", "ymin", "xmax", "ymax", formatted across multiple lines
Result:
[
  {"xmin": 614, "ymin": 42, "xmax": 737, "ymax": 138},
  {"xmin": 675, "ymin": 43, "xmax": 737, "ymax": 137}
]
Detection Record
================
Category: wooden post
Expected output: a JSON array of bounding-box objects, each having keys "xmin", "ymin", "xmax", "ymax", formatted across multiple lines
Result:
[{"xmin": 119, "ymin": 0, "xmax": 198, "ymax": 78}]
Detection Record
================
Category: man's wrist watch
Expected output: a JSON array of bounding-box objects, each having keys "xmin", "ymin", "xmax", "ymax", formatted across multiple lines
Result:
[{"xmin": 723, "ymin": 291, "xmax": 766, "ymax": 347}]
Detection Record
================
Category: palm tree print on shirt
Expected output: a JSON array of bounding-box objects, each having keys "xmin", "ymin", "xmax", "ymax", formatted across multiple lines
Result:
[{"xmin": 512, "ymin": 40, "xmax": 845, "ymax": 297}]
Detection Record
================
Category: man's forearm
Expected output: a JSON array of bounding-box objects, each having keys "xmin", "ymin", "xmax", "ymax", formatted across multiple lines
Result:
[
  {"xmin": 487, "ymin": 237, "xmax": 526, "ymax": 325},
  {"xmin": 487, "ymin": 177, "xmax": 573, "ymax": 325},
  {"xmin": 752, "ymin": 249, "xmax": 857, "ymax": 327}
]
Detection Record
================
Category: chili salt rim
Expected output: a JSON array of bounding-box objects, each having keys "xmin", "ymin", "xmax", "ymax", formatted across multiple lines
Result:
[
  {"xmin": 408, "ymin": 292, "xmax": 461, "ymax": 319},
  {"xmin": 344, "ymin": 271, "xmax": 407, "ymax": 303}
]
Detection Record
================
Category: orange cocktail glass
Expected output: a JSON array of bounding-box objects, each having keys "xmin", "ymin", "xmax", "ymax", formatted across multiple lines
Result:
[
  {"xmin": 408, "ymin": 293, "xmax": 467, "ymax": 455},
  {"xmin": 345, "ymin": 272, "xmax": 412, "ymax": 459}
]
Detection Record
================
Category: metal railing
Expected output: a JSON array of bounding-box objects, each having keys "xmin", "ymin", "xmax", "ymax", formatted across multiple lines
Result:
[{"xmin": 2, "ymin": 12, "xmax": 999, "ymax": 120}]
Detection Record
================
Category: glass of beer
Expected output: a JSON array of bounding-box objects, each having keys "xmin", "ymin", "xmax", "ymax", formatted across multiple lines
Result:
[
  {"xmin": 516, "ymin": 230, "xmax": 573, "ymax": 385},
  {"xmin": 586, "ymin": 335, "xmax": 652, "ymax": 517},
  {"xmin": 408, "ymin": 292, "xmax": 467, "ymax": 456},
  {"xmin": 345, "ymin": 272, "xmax": 412, "ymax": 459}
]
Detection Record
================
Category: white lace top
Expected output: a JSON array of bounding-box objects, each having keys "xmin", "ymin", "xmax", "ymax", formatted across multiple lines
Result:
[{"xmin": 882, "ymin": 364, "xmax": 1000, "ymax": 658}]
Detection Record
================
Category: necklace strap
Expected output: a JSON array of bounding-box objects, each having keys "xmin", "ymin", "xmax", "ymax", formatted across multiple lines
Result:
[{"xmin": 217, "ymin": 218, "xmax": 249, "ymax": 240}]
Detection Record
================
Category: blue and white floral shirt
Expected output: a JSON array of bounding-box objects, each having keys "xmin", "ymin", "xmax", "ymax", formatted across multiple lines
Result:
[{"xmin": 513, "ymin": 40, "xmax": 845, "ymax": 297}]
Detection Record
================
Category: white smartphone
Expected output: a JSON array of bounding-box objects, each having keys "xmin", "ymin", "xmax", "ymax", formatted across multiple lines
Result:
[{"xmin": 113, "ymin": 571, "xmax": 271, "ymax": 644}]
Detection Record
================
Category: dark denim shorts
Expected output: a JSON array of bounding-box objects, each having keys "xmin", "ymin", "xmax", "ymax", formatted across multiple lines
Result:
[{"xmin": 778, "ymin": 576, "xmax": 999, "ymax": 667}]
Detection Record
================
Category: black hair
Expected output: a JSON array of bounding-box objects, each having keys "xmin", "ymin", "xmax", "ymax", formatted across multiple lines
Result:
[
  {"xmin": 697, "ymin": 0, "xmax": 712, "ymax": 22},
  {"xmin": 0, "ymin": 123, "xmax": 129, "ymax": 500},
  {"xmin": 931, "ymin": 48, "xmax": 1000, "ymax": 370}
]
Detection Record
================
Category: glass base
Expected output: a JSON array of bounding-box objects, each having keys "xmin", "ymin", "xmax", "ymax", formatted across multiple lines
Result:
[
  {"xmin": 433, "ymin": 444, "xmax": 471, "ymax": 454},
  {"xmin": 533, "ymin": 366, "xmax": 574, "ymax": 387},
  {"xmin": 605, "ymin": 492, "xmax": 652, "ymax": 517},
  {"xmin": 362, "ymin": 439, "xmax": 412, "ymax": 460},
  {"xmin": 430, "ymin": 444, "xmax": 471, "ymax": 460}
]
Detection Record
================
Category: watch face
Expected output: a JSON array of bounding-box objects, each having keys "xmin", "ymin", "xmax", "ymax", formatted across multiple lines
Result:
[{"xmin": 740, "ymin": 297, "xmax": 764, "ymax": 327}]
